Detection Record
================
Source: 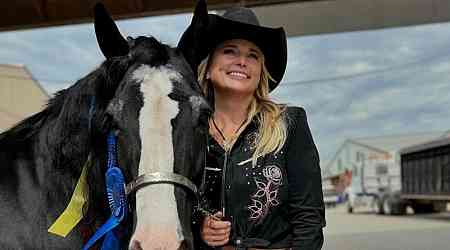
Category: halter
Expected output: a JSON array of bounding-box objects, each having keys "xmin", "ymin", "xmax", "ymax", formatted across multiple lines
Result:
[{"xmin": 82, "ymin": 132, "xmax": 200, "ymax": 250}]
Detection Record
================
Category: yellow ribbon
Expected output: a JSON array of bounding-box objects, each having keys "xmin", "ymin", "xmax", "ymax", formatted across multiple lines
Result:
[{"xmin": 48, "ymin": 157, "xmax": 91, "ymax": 237}]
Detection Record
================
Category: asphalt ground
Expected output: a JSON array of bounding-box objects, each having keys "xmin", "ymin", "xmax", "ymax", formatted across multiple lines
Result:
[{"xmin": 323, "ymin": 205, "xmax": 450, "ymax": 250}]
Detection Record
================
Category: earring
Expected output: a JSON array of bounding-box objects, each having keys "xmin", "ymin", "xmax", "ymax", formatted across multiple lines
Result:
[{"xmin": 206, "ymin": 72, "xmax": 211, "ymax": 80}]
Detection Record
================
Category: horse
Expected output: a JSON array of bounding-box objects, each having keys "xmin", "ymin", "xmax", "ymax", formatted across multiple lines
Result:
[{"xmin": 0, "ymin": 2, "xmax": 211, "ymax": 250}]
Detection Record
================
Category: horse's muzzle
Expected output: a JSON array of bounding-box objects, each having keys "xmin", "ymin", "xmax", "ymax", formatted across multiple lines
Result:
[{"xmin": 129, "ymin": 239, "xmax": 188, "ymax": 250}]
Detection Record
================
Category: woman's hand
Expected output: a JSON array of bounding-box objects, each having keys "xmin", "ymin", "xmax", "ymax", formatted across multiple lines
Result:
[{"xmin": 201, "ymin": 212, "xmax": 231, "ymax": 247}]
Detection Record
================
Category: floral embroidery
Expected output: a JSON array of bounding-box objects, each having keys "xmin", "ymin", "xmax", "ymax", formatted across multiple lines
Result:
[
  {"xmin": 248, "ymin": 165, "xmax": 283, "ymax": 221},
  {"xmin": 263, "ymin": 165, "xmax": 283, "ymax": 185},
  {"xmin": 245, "ymin": 131, "xmax": 258, "ymax": 150}
]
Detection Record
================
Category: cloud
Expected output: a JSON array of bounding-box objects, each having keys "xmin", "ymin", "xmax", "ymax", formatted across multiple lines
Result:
[
  {"xmin": 117, "ymin": 13, "xmax": 192, "ymax": 46},
  {"xmin": 335, "ymin": 61, "xmax": 375, "ymax": 75}
]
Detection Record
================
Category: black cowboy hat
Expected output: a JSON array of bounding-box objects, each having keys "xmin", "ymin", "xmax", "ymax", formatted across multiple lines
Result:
[{"xmin": 178, "ymin": 0, "xmax": 287, "ymax": 91}]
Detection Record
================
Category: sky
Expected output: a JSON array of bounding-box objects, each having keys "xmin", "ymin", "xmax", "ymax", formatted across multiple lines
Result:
[{"xmin": 1, "ymin": 12, "xmax": 450, "ymax": 166}]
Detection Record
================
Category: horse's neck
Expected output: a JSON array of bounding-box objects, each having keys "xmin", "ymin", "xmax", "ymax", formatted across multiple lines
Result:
[
  {"xmin": 0, "ymin": 125, "xmax": 93, "ymax": 230},
  {"xmin": 36, "ymin": 124, "xmax": 92, "ymax": 204}
]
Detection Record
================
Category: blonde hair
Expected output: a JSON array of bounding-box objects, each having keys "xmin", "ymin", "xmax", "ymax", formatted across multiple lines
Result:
[{"xmin": 198, "ymin": 55, "xmax": 287, "ymax": 166}]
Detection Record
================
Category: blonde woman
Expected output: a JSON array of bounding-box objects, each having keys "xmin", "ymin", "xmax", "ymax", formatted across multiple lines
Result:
[{"xmin": 179, "ymin": 2, "xmax": 325, "ymax": 249}]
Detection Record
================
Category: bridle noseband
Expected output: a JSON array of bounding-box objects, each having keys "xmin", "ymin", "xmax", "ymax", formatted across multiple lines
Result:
[{"xmin": 126, "ymin": 172, "xmax": 198, "ymax": 197}]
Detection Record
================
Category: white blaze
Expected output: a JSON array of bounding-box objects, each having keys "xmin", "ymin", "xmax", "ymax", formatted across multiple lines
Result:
[{"xmin": 131, "ymin": 65, "xmax": 183, "ymax": 249}]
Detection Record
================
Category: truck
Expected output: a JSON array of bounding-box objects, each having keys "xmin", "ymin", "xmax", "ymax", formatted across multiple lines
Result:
[
  {"xmin": 398, "ymin": 136, "xmax": 450, "ymax": 214},
  {"xmin": 345, "ymin": 158, "xmax": 402, "ymax": 214},
  {"xmin": 322, "ymin": 175, "xmax": 343, "ymax": 208},
  {"xmin": 346, "ymin": 136, "xmax": 450, "ymax": 215}
]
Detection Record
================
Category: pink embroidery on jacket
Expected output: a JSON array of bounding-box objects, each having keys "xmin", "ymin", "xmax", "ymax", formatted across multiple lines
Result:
[{"xmin": 248, "ymin": 165, "xmax": 283, "ymax": 221}]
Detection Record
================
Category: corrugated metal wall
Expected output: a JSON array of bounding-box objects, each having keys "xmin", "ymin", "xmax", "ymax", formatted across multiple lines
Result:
[{"xmin": 0, "ymin": 64, "xmax": 49, "ymax": 132}]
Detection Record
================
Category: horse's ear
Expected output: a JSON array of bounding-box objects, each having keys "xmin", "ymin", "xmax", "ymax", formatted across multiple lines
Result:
[
  {"xmin": 191, "ymin": 0, "xmax": 208, "ymax": 26},
  {"xmin": 94, "ymin": 3, "xmax": 129, "ymax": 59},
  {"xmin": 177, "ymin": 0, "xmax": 209, "ymax": 73}
]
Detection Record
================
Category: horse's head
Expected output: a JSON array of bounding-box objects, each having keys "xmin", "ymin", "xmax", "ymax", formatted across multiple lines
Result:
[{"xmin": 93, "ymin": 3, "xmax": 211, "ymax": 250}]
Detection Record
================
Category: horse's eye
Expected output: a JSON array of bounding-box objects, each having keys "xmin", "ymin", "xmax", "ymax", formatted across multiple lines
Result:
[
  {"xmin": 168, "ymin": 92, "xmax": 187, "ymax": 102},
  {"xmin": 127, "ymin": 37, "xmax": 136, "ymax": 47}
]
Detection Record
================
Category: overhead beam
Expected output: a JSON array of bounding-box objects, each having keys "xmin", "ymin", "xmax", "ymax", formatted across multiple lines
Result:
[
  {"xmin": 0, "ymin": 0, "xmax": 301, "ymax": 32},
  {"xmin": 32, "ymin": 0, "xmax": 48, "ymax": 20},
  {"xmin": 254, "ymin": 0, "xmax": 450, "ymax": 36},
  {"xmin": 1, "ymin": 0, "xmax": 450, "ymax": 36}
]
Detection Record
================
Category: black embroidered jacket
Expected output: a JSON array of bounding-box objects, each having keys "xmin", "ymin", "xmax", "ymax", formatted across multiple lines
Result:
[{"xmin": 193, "ymin": 106, "xmax": 326, "ymax": 250}]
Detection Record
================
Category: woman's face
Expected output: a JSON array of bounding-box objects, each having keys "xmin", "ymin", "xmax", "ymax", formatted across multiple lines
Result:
[{"xmin": 207, "ymin": 39, "xmax": 263, "ymax": 97}]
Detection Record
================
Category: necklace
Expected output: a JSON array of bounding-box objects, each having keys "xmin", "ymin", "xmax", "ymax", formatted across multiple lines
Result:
[{"xmin": 211, "ymin": 116, "xmax": 247, "ymax": 151}]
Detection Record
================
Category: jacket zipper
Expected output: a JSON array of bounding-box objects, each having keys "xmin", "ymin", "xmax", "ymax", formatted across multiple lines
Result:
[
  {"xmin": 218, "ymin": 119, "xmax": 247, "ymax": 217},
  {"xmin": 221, "ymin": 149, "xmax": 229, "ymax": 217}
]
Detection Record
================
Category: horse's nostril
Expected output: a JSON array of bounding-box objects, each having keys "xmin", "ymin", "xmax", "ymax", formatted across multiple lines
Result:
[
  {"xmin": 178, "ymin": 240, "xmax": 188, "ymax": 250},
  {"xmin": 130, "ymin": 240, "xmax": 143, "ymax": 250}
]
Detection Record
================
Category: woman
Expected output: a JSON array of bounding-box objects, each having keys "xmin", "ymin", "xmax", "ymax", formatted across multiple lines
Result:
[{"xmin": 179, "ymin": 2, "xmax": 326, "ymax": 250}]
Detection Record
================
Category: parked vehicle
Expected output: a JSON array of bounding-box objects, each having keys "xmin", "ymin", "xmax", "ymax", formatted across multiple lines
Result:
[
  {"xmin": 345, "ymin": 156, "xmax": 403, "ymax": 214},
  {"xmin": 399, "ymin": 137, "xmax": 450, "ymax": 214},
  {"xmin": 322, "ymin": 176, "xmax": 339, "ymax": 208},
  {"xmin": 346, "ymin": 136, "xmax": 450, "ymax": 215}
]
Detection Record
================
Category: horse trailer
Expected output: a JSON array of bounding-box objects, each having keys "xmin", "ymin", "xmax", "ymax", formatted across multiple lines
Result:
[
  {"xmin": 342, "ymin": 133, "xmax": 449, "ymax": 215},
  {"xmin": 398, "ymin": 137, "xmax": 450, "ymax": 214}
]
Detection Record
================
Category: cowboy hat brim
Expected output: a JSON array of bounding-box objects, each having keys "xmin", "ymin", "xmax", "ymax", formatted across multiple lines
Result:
[{"xmin": 178, "ymin": 11, "xmax": 287, "ymax": 92}]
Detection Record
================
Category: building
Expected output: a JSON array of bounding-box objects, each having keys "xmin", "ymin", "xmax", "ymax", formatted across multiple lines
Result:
[
  {"xmin": 325, "ymin": 132, "xmax": 446, "ymax": 175},
  {"xmin": 0, "ymin": 64, "xmax": 49, "ymax": 132},
  {"xmin": 324, "ymin": 132, "xmax": 446, "ymax": 195}
]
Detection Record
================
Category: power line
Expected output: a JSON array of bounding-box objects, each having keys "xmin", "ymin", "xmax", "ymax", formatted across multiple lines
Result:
[{"xmin": 281, "ymin": 51, "xmax": 450, "ymax": 87}]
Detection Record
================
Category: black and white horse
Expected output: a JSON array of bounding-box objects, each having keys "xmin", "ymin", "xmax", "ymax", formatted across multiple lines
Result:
[{"xmin": 0, "ymin": 3, "xmax": 210, "ymax": 250}]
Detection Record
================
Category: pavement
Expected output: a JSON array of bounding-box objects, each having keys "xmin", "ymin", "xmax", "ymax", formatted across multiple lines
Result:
[{"xmin": 322, "ymin": 205, "xmax": 450, "ymax": 250}]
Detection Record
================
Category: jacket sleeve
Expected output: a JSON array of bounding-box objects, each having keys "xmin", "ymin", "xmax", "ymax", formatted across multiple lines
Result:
[{"xmin": 285, "ymin": 107, "xmax": 326, "ymax": 250}]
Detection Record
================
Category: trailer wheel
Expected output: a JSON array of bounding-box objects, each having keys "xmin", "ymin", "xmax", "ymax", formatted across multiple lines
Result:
[
  {"xmin": 432, "ymin": 202, "xmax": 447, "ymax": 213},
  {"xmin": 373, "ymin": 197, "xmax": 384, "ymax": 215},
  {"xmin": 383, "ymin": 195, "xmax": 406, "ymax": 215},
  {"xmin": 347, "ymin": 203, "xmax": 353, "ymax": 213},
  {"xmin": 382, "ymin": 197, "xmax": 392, "ymax": 215},
  {"xmin": 395, "ymin": 203, "xmax": 407, "ymax": 215}
]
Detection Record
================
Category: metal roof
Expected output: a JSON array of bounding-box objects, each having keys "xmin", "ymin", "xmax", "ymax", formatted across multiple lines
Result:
[
  {"xmin": 400, "ymin": 136, "xmax": 450, "ymax": 155},
  {"xmin": 351, "ymin": 132, "xmax": 445, "ymax": 153},
  {"xmin": 324, "ymin": 131, "xmax": 445, "ymax": 171},
  {"xmin": 2, "ymin": 1, "xmax": 450, "ymax": 37}
]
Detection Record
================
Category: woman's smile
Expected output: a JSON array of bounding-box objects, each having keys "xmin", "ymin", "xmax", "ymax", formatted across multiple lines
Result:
[
  {"xmin": 208, "ymin": 39, "xmax": 262, "ymax": 95},
  {"xmin": 227, "ymin": 70, "xmax": 250, "ymax": 79}
]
